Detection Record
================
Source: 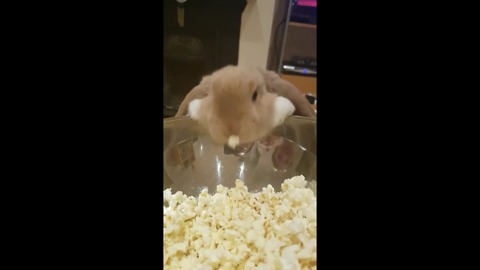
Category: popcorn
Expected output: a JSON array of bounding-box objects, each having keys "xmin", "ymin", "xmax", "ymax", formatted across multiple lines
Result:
[{"xmin": 163, "ymin": 175, "xmax": 317, "ymax": 269}]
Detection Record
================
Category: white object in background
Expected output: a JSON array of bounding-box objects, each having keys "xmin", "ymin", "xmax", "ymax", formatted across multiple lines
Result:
[{"xmin": 237, "ymin": 0, "xmax": 276, "ymax": 69}]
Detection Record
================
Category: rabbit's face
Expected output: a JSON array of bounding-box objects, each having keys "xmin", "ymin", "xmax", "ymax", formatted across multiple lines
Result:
[{"xmin": 188, "ymin": 66, "xmax": 295, "ymax": 148}]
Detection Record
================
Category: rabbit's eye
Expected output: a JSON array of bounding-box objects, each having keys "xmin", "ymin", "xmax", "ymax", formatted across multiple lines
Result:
[{"xmin": 252, "ymin": 91, "xmax": 258, "ymax": 102}]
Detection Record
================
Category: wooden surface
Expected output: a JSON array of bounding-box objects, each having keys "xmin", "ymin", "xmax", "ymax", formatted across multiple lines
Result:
[
  {"xmin": 288, "ymin": 22, "xmax": 317, "ymax": 29},
  {"xmin": 282, "ymin": 22, "xmax": 316, "ymax": 62},
  {"xmin": 280, "ymin": 74, "xmax": 317, "ymax": 95}
]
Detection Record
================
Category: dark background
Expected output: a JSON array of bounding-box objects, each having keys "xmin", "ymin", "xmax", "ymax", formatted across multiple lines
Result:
[{"xmin": 163, "ymin": 0, "xmax": 247, "ymax": 117}]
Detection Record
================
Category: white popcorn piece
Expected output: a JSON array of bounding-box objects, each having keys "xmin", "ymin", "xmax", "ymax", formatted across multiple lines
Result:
[
  {"xmin": 280, "ymin": 245, "xmax": 302, "ymax": 270},
  {"xmin": 163, "ymin": 175, "xmax": 317, "ymax": 269}
]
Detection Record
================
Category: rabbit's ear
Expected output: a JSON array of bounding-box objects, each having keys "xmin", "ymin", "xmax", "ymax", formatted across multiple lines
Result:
[
  {"xmin": 262, "ymin": 70, "xmax": 316, "ymax": 118},
  {"xmin": 175, "ymin": 77, "xmax": 211, "ymax": 117}
]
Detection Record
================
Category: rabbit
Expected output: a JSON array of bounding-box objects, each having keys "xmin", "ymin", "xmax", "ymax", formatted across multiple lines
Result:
[{"xmin": 175, "ymin": 65, "xmax": 316, "ymax": 149}]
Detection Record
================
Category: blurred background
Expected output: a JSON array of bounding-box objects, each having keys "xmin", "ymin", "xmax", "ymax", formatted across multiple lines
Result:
[{"xmin": 163, "ymin": 0, "xmax": 317, "ymax": 117}]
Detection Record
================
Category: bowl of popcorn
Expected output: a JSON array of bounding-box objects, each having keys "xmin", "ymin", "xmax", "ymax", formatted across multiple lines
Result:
[{"xmin": 163, "ymin": 116, "xmax": 317, "ymax": 269}]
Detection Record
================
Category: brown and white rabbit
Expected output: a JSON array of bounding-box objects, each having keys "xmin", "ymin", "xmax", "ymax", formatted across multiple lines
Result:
[{"xmin": 175, "ymin": 65, "xmax": 315, "ymax": 148}]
